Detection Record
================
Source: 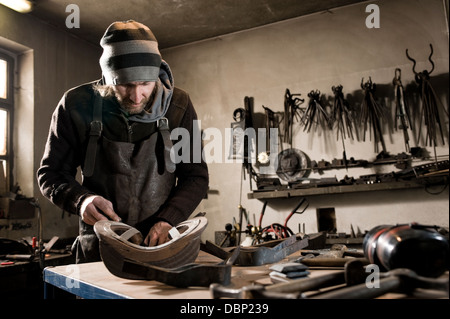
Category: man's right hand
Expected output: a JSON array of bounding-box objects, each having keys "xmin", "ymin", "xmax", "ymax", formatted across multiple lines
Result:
[{"xmin": 80, "ymin": 195, "xmax": 121, "ymax": 225}]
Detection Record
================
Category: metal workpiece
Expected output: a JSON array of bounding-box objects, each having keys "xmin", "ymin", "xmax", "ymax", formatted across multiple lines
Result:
[
  {"xmin": 202, "ymin": 235, "xmax": 309, "ymax": 266},
  {"xmin": 120, "ymin": 247, "xmax": 241, "ymax": 288},
  {"xmin": 235, "ymin": 236, "xmax": 309, "ymax": 266},
  {"xmin": 94, "ymin": 215, "xmax": 208, "ymax": 279}
]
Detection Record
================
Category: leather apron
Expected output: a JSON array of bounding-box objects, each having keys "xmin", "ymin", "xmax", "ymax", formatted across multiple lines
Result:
[{"xmin": 73, "ymin": 95, "xmax": 176, "ymax": 263}]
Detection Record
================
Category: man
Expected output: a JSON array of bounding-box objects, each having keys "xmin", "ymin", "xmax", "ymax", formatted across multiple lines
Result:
[{"xmin": 37, "ymin": 20, "xmax": 209, "ymax": 263}]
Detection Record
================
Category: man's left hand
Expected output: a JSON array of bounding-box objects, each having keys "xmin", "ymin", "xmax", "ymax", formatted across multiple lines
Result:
[{"xmin": 144, "ymin": 221, "xmax": 173, "ymax": 246}]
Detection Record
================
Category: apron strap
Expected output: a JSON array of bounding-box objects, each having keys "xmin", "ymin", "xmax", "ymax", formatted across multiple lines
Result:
[
  {"xmin": 83, "ymin": 93, "xmax": 103, "ymax": 177},
  {"xmin": 158, "ymin": 117, "xmax": 176, "ymax": 173}
]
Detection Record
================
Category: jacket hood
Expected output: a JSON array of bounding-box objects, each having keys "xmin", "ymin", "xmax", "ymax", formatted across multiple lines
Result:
[{"xmin": 127, "ymin": 60, "xmax": 174, "ymax": 123}]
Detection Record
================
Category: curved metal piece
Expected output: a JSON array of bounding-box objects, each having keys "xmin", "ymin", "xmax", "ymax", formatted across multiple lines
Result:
[
  {"xmin": 428, "ymin": 43, "xmax": 435, "ymax": 74},
  {"xmin": 235, "ymin": 236, "xmax": 309, "ymax": 266},
  {"xmin": 405, "ymin": 48, "xmax": 417, "ymax": 75},
  {"xmin": 121, "ymin": 246, "xmax": 240, "ymax": 287},
  {"xmin": 94, "ymin": 215, "xmax": 208, "ymax": 279},
  {"xmin": 406, "ymin": 43, "xmax": 435, "ymax": 75}
]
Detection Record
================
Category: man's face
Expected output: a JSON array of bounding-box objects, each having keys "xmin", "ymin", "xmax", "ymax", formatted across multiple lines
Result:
[{"xmin": 113, "ymin": 81, "xmax": 156, "ymax": 114}]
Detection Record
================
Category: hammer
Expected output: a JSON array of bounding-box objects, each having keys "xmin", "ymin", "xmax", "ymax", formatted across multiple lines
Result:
[{"xmin": 210, "ymin": 259, "xmax": 366, "ymax": 299}]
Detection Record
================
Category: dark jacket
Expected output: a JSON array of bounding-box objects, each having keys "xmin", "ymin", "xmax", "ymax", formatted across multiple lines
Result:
[{"xmin": 37, "ymin": 81, "xmax": 209, "ymax": 228}]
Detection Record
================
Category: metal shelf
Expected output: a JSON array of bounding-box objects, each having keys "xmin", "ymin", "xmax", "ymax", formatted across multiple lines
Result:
[{"xmin": 247, "ymin": 176, "xmax": 448, "ymax": 200}]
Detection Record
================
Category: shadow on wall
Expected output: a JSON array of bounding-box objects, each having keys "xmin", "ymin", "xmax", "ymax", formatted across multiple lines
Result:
[{"xmin": 246, "ymin": 72, "xmax": 449, "ymax": 154}]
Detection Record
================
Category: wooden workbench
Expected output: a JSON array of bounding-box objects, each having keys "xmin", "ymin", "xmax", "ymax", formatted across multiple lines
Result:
[
  {"xmin": 43, "ymin": 250, "xmax": 449, "ymax": 301},
  {"xmin": 43, "ymin": 251, "xmax": 286, "ymax": 299}
]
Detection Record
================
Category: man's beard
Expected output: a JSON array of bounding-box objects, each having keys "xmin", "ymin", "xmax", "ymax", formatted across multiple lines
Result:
[
  {"xmin": 118, "ymin": 96, "xmax": 151, "ymax": 115},
  {"xmin": 115, "ymin": 88, "xmax": 156, "ymax": 115}
]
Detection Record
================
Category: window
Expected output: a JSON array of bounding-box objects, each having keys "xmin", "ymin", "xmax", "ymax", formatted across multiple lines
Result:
[{"xmin": 0, "ymin": 51, "xmax": 13, "ymax": 192}]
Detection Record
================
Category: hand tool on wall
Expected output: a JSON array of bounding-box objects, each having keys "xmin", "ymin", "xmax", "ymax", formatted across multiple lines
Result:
[
  {"xmin": 360, "ymin": 77, "xmax": 388, "ymax": 153},
  {"xmin": 406, "ymin": 44, "xmax": 448, "ymax": 160},
  {"xmin": 392, "ymin": 68, "xmax": 413, "ymax": 153},
  {"xmin": 243, "ymin": 96, "xmax": 256, "ymax": 190},
  {"xmin": 331, "ymin": 85, "xmax": 357, "ymax": 170},
  {"xmin": 302, "ymin": 90, "xmax": 331, "ymax": 134},
  {"xmin": 283, "ymin": 88, "xmax": 305, "ymax": 146},
  {"xmin": 261, "ymin": 105, "xmax": 283, "ymax": 162}
]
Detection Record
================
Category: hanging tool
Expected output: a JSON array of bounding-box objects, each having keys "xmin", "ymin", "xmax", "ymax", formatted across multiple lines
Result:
[
  {"xmin": 302, "ymin": 90, "xmax": 330, "ymax": 134},
  {"xmin": 243, "ymin": 96, "xmax": 256, "ymax": 190},
  {"xmin": 360, "ymin": 77, "xmax": 388, "ymax": 153},
  {"xmin": 331, "ymin": 85, "xmax": 356, "ymax": 170},
  {"xmin": 406, "ymin": 44, "xmax": 448, "ymax": 162},
  {"xmin": 393, "ymin": 68, "xmax": 413, "ymax": 153},
  {"xmin": 283, "ymin": 88, "xmax": 305, "ymax": 146}
]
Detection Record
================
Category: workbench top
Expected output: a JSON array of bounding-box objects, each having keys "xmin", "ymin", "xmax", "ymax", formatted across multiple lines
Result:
[
  {"xmin": 43, "ymin": 251, "xmax": 288, "ymax": 299},
  {"xmin": 43, "ymin": 250, "xmax": 449, "ymax": 300}
]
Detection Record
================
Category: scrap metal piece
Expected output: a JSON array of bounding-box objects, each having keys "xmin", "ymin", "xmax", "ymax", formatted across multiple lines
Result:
[
  {"xmin": 235, "ymin": 236, "xmax": 309, "ymax": 266},
  {"xmin": 202, "ymin": 236, "xmax": 309, "ymax": 266}
]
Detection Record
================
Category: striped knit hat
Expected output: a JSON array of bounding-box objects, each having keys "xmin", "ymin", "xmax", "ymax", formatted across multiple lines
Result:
[{"xmin": 99, "ymin": 20, "xmax": 162, "ymax": 85}]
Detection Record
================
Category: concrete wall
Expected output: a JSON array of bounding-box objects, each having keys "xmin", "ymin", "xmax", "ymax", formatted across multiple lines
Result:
[
  {"xmin": 162, "ymin": 0, "xmax": 449, "ymax": 243},
  {"xmin": 0, "ymin": 6, "xmax": 101, "ymax": 240}
]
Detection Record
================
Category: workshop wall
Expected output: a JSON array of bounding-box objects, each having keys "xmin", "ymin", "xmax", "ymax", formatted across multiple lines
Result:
[
  {"xmin": 0, "ymin": 6, "xmax": 102, "ymax": 240},
  {"xmin": 162, "ymin": 0, "xmax": 449, "ymax": 243},
  {"xmin": 1, "ymin": 0, "xmax": 448, "ymax": 247}
]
